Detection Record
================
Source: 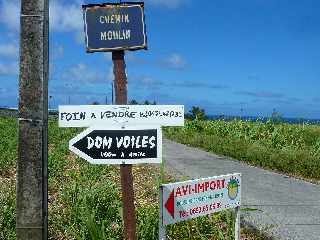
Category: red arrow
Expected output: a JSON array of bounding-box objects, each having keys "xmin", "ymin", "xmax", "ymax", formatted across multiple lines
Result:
[{"xmin": 165, "ymin": 190, "xmax": 175, "ymax": 218}]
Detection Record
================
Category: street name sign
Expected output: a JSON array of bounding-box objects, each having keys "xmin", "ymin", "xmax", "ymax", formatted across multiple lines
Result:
[
  {"xmin": 59, "ymin": 105, "xmax": 184, "ymax": 127},
  {"xmin": 82, "ymin": 3, "xmax": 147, "ymax": 52},
  {"xmin": 160, "ymin": 173, "xmax": 241, "ymax": 226},
  {"xmin": 69, "ymin": 126, "xmax": 162, "ymax": 164}
]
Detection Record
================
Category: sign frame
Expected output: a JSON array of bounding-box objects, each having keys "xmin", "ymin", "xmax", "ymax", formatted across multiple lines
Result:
[
  {"xmin": 69, "ymin": 125, "xmax": 162, "ymax": 165},
  {"xmin": 82, "ymin": 2, "xmax": 147, "ymax": 53}
]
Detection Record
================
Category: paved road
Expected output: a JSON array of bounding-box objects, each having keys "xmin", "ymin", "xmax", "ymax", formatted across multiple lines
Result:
[{"xmin": 163, "ymin": 139, "xmax": 320, "ymax": 240}]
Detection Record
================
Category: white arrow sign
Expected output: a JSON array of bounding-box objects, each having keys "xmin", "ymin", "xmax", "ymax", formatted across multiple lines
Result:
[
  {"xmin": 69, "ymin": 125, "xmax": 162, "ymax": 165},
  {"xmin": 59, "ymin": 105, "xmax": 184, "ymax": 128}
]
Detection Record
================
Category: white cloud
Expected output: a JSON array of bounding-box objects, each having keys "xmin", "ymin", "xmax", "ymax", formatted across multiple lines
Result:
[
  {"xmin": 0, "ymin": 0, "xmax": 85, "ymax": 43},
  {"xmin": 107, "ymin": 65, "xmax": 114, "ymax": 81},
  {"xmin": 161, "ymin": 53, "xmax": 187, "ymax": 70},
  {"xmin": 49, "ymin": 1, "xmax": 83, "ymax": 32},
  {"xmin": 0, "ymin": 0, "xmax": 20, "ymax": 31},
  {"xmin": 0, "ymin": 0, "xmax": 189, "ymax": 35},
  {"xmin": 49, "ymin": 0, "xmax": 86, "ymax": 44},
  {"xmin": 0, "ymin": 43, "xmax": 19, "ymax": 59},
  {"xmin": 0, "ymin": 0, "xmax": 187, "ymax": 48},
  {"xmin": 138, "ymin": 75, "xmax": 158, "ymax": 86},
  {"xmin": 0, "ymin": 61, "xmax": 18, "ymax": 76},
  {"xmin": 74, "ymin": 30, "xmax": 85, "ymax": 45},
  {"xmin": 104, "ymin": 53, "xmax": 112, "ymax": 62},
  {"xmin": 0, "ymin": 85, "xmax": 18, "ymax": 107},
  {"xmin": 63, "ymin": 63, "xmax": 104, "ymax": 83},
  {"xmin": 125, "ymin": 51, "xmax": 140, "ymax": 63},
  {"xmin": 51, "ymin": 44, "xmax": 64, "ymax": 59},
  {"xmin": 144, "ymin": 0, "xmax": 189, "ymax": 9},
  {"xmin": 129, "ymin": 75, "xmax": 161, "ymax": 88}
]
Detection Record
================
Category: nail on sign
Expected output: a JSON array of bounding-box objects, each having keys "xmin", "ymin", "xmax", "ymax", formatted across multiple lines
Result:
[
  {"xmin": 69, "ymin": 126, "xmax": 162, "ymax": 165},
  {"xmin": 59, "ymin": 105, "xmax": 184, "ymax": 128},
  {"xmin": 161, "ymin": 173, "xmax": 241, "ymax": 226}
]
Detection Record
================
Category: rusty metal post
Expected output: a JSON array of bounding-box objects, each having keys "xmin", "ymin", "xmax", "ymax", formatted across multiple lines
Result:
[
  {"xmin": 16, "ymin": 0, "xmax": 49, "ymax": 239},
  {"xmin": 112, "ymin": 50, "xmax": 137, "ymax": 240}
]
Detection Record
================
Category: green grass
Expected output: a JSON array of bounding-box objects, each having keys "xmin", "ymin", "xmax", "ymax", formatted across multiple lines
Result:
[
  {"xmin": 0, "ymin": 117, "xmax": 17, "ymax": 175},
  {"xmin": 164, "ymin": 119, "xmax": 320, "ymax": 181},
  {"xmin": 0, "ymin": 116, "xmax": 268, "ymax": 239},
  {"xmin": 0, "ymin": 180, "xmax": 15, "ymax": 240}
]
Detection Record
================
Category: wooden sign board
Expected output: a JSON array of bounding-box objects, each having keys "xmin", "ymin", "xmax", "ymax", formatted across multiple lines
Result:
[
  {"xmin": 69, "ymin": 126, "xmax": 162, "ymax": 165},
  {"xmin": 160, "ymin": 173, "xmax": 241, "ymax": 226},
  {"xmin": 59, "ymin": 105, "xmax": 184, "ymax": 127},
  {"xmin": 82, "ymin": 2, "xmax": 147, "ymax": 52}
]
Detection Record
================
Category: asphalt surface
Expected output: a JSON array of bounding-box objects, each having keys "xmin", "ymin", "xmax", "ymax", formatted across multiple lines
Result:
[{"xmin": 163, "ymin": 139, "xmax": 320, "ymax": 240}]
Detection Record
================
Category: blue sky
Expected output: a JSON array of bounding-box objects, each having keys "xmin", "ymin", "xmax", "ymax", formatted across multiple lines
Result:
[{"xmin": 0, "ymin": 0, "xmax": 319, "ymax": 118}]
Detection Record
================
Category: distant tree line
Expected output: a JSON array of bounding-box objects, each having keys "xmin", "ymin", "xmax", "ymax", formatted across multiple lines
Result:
[
  {"xmin": 128, "ymin": 100, "xmax": 157, "ymax": 105},
  {"xmin": 91, "ymin": 99, "xmax": 157, "ymax": 105}
]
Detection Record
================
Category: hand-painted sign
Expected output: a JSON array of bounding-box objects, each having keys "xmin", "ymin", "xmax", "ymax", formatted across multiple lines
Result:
[
  {"xmin": 69, "ymin": 126, "xmax": 162, "ymax": 165},
  {"xmin": 82, "ymin": 3, "xmax": 147, "ymax": 52},
  {"xmin": 161, "ymin": 173, "xmax": 241, "ymax": 226},
  {"xmin": 59, "ymin": 105, "xmax": 184, "ymax": 127}
]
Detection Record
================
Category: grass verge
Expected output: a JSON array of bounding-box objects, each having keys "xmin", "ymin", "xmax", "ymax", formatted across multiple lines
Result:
[{"xmin": 164, "ymin": 120, "xmax": 320, "ymax": 182}]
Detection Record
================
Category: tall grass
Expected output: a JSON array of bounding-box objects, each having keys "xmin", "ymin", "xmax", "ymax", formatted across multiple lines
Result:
[
  {"xmin": 0, "ymin": 117, "xmax": 17, "ymax": 174},
  {"xmin": 0, "ymin": 182, "xmax": 15, "ymax": 240},
  {"xmin": 0, "ymin": 116, "xmax": 267, "ymax": 239},
  {"xmin": 165, "ymin": 119, "xmax": 320, "ymax": 180}
]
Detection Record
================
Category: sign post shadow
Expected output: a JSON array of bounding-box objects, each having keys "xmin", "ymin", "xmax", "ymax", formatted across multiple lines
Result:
[{"xmin": 159, "ymin": 186, "xmax": 166, "ymax": 240}]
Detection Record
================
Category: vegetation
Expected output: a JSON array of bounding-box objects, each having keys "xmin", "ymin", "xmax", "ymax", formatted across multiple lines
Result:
[
  {"xmin": 129, "ymin": 99, "xmax": 139, "ymax": 105},
  {"xmin": 0, "ymin": 117, "xmax": 17, "ymax": 174},
  {"xmin": 164, "ymin": 119, "xmax": 320, "ymax": 181},
  {"xmin": 270, "ymin": 109, "xmax": 283, "ymax": 124},
  {"xmin": 186, "ymin": 106, "xmax": 207, "ymax": 120},
  {"xmin": 129, "ymin": 99, "xmax": 157, "ymax": 105},
  {"xmin": 0, "ymin": 116, "xmax": 266, "ymax": 240}
]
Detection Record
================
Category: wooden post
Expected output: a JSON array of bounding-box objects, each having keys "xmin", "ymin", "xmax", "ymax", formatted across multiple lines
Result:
[
  {"xmin": 16, "ymin": 0, "xmax": 49, "ymax": 239},
  {"xmin": 159, "ymin": 186, "xmax": 166, "ymax": 240},
  {"xmin": 235, "ymin": 206, "xmax": 240, "ymax": 240},
  {"xmin": 112, "ymin": 50, "xmax": 137, "ymax": 240}
]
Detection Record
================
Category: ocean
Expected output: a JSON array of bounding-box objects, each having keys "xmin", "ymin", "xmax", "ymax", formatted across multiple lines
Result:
[{"xmin": 207, "ymin": 115, "xmax": 320, "ymax": 125}]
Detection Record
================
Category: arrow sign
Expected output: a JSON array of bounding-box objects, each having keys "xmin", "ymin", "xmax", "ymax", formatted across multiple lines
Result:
[
  {"xmin": 69, "ymin": 126, "xmax": 162, "ymax": 165},
  {"xmin": 165, "ymin": 190, "xmax": 175, "ymax": 219}
]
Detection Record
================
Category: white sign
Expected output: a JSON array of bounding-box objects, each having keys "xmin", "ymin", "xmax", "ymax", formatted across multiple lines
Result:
[
  {"xmin": 69, "ymin": 125, "xmax": 162, "ymax": 165},
  {"xmin": 160, "ymin": 173, "xmax": 241, "ymax": 226},
  {"xmin": 59, "ymin": 105, "xmax": 184, "ymax": 127}
]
